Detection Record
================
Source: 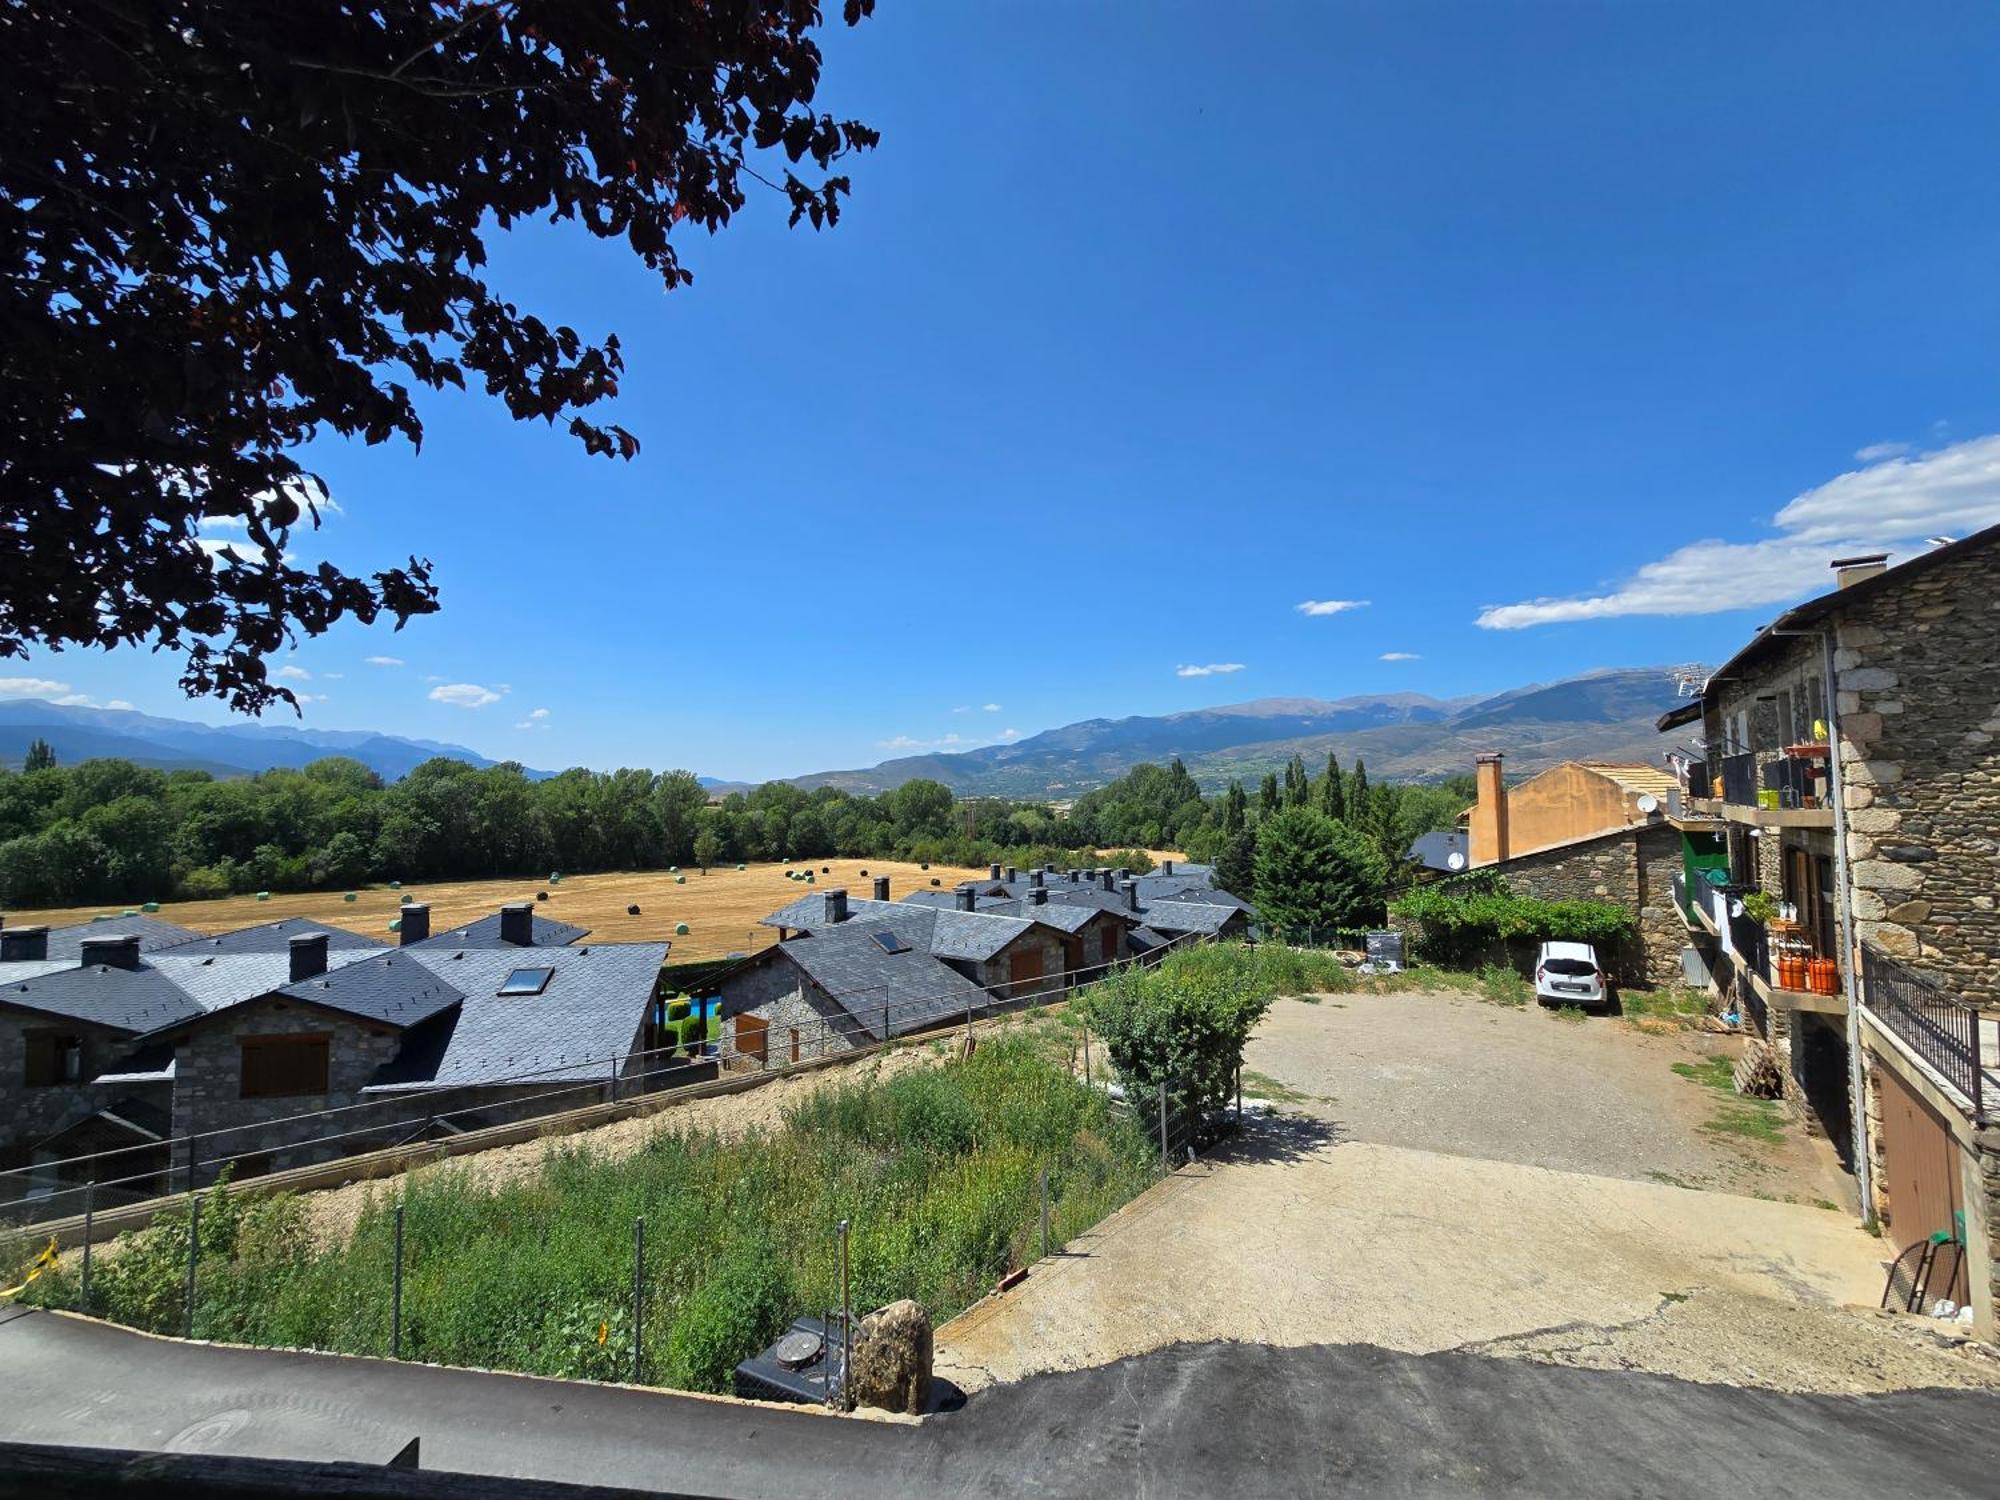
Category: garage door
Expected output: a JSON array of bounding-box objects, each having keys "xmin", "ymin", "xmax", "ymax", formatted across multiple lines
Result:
[{"xmin": 1876, "ymin": 1060, "xmax": 1970, "ymax": 1306}]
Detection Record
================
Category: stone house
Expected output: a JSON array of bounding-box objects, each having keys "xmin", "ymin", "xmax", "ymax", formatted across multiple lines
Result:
[
  {"xmin": 1667, "ymin": 527, "xmax": 2000, "ymax": 1339},
  {"xmin": 1465, "ymin": 754, "xmax": 1681, "ymax": 867}
]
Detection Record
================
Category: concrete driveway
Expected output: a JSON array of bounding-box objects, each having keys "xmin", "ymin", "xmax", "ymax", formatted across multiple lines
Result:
[{"xmin": 936, "ymin": 992, "xmax": 1993, "ymax": 1397}]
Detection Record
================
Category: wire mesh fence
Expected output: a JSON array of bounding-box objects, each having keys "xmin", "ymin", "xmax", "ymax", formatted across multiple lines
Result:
[{"xmin": 0, "ymin": 928, "xmax": 1209, "ymax": 1238}]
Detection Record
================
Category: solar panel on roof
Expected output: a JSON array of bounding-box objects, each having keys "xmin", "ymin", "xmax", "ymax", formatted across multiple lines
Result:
[
  {"xmin": 870, "ymin": 931, "xmax": 910, "ymax": 955},
  {"xmin": 497, "ymin": 966, "xmax": 555, "ymax": 997}
]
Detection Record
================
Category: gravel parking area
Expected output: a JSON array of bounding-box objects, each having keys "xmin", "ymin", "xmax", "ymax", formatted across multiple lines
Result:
[{"xmin": 1243, "ymin": 989, "xmax": 1853, "ymax": 1206}]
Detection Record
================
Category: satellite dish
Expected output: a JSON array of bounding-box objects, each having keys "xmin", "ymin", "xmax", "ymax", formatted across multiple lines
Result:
[
  {"xmin": 1446, "ymin": 851, "xmax": 1466, "ymax": 871},
  {"xmin": 1636, "ymin": 793, "xmax": 1660, "ymax": 815}
]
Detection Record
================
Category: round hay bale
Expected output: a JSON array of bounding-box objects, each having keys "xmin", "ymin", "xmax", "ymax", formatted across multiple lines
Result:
[
  {"xmin": 536, "ymin": 891, "xmax": 548, "ymax": 901},
  {"xmin": 142, "ymin": 901, "xmax": 160, "ymax": 913},
  {"xmin": 626, "ymin": 904, "xmax": 642, "ymax": 916},
  {"xmin": 675, "ymin": 875, "xmax": 686, "ymax": 885},
  {"xmin": 735, "ymin": 863, "xmax": 746, "ymax": 872},
  {"xmin": 389, "ymin": 880, "xmax": 402, "ymax": 890},
  {"xmin": 401, "ymin": 893, "xmax": 414, "ymax": 904},
  {"xmin": 255, "ymin": 890, "xmax": 270, "ymax": 902},
  {"xmin": 675, "ymin": 922, "xmax": 690, "ymax": 936},
  {"xmin": 920, "ymin": 862, "xmax": 930, "ymax": 870},
  {"xmin": 668, "ymin": 865, "xmax": 679, "ymax": 873},
  {"xmin": 388, "ymin": 917, "xmax": 402, "ymax": 932},
  {"xmin": 859, "ymin": 869, "xmax": 868, "ymax": 877},
  {"xmin": 550, "ymin": 872, "xmax": 563, "ymax": 884},
  {"xmin": 930, "ymin": 877, "xmax": 942, "ymax": 887},
  {"xmin": 821, "ymin": 866, "xmax": 830, "ymax": 875},
  {"xmin": 122, "ymin": 909, "xmax": 137, "ymax": 917},
  {"xmin": 343, "ymin": 892, "xmax": 357, "ymax": 903},
  {"xmin": 806, "ymin": 872, "xmax": 816, "ymax": 883}
]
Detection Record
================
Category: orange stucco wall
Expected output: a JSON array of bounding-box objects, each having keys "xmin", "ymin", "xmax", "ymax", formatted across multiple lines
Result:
[{"xmin": 1469, "ymin": 763, "xmax": 1652, "ymax": 865}]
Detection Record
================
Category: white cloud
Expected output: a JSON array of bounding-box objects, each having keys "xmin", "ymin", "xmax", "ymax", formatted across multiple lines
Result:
[
  {"xmin": 274, "ymin": 664, "xmax": 311, "ymax": 681},
  {"xmin": 54, "ymin": 693, "xmax": 96, "ymax": 707},
  {"xmin": 0, "ymin": 676, "xmax": 71, "ymax": 698},
  {"xmin": 514, "ymin": 707, "xmax": 552, "ymax": 730},
  {"xmin": 1477, "ymin": 434, "xmax": 2000, "ymax": 629},
  {"xmin": 1296, "ymin": 599, "xmax": 1370, "ymax": 617},
  {"xmin": 1176, "ymin": 663, "xmax": 1246, "ymax": 678},
  {"xmin": 321, "ymin": 672, "xmax": 344, "ymax": 680},
  {"xmin": 982, "ymin": 703, "xmax": 1002, "ymax": 713},
  {"xmin": 1379, "ymin": 652, "xmax": 1422, "ymax": 662},
  {"xmin": 951, "ymin": 705, "xmax": 971, "ymax": 714},
  {"xmin": 998, "ymin": 727, "xmax": 1021, "ymax": 740},
  {"xmin": 106, "ymin": 699, "xmax": 134, "ymax": 711},
  {"xmin": 294, "ymin": 692, "xmax": 329, "ymax": 705},
  {"xmin": 364, "ymin": 656, "xmax": 404, "ymax": 668},
  {"xmin": 1855, "ymin": 441, "xmax": 1910, "ymax": 463},
  {"xmin": 527, "ymin": 707, "xmax": 549, "ymax": 720},
  {"xmin": 424, "ymin": 674, "xmax": 446, "ymax": 683},
  {"xmin": 429, "ymin": 682, "xmax": 503, "ymax": 708},
  {"xmin": 198, "ymin": 514, "xmax": 248, "ymax": 532}
]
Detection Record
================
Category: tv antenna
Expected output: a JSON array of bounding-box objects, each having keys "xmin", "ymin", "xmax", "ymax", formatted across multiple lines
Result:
[{"xmin": 1667, "ymin": 663, "xmax": 1711, "ymax": 699}]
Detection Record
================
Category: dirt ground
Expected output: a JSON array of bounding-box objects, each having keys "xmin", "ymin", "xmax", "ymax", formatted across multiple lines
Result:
[
  {"xmin": 7, "ymin": 858, "xmax": 996, "ymax": 965},
  {"xmin": 933, "ymin": 989, "xmax": 1994, "ymax": 1398}
]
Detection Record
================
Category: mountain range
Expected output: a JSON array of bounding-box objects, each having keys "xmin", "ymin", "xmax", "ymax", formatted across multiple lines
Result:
[
  {"xmin": 783, "ymin": 667, "xmax": 1683, "ymax": 797},
  {"xmin": 0, "ymin": 664, "xmax": 1684, "ymax": 796}
]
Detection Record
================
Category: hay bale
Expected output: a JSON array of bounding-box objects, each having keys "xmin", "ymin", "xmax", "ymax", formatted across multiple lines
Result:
[
  {"xmin": 343, "ymin": 892, "xmax": 357, "ymax": 903},
  {"xmin": 930, "ymin": 877, "xmax": 942, "ymax": 887},
  {"xmin": 674, "ymin": 875, "xmax": 686, "ymax": 885},
  {"xmin": 675, "ymin": 922, "xmax": 690, "ymax": 936},
  {"xmin": 735, "ymin": 863, "xmax": 745, "ymax": 872},
  {"xmin": 388, "ymin": 917, "xmax": 402, "ymax": 932},
  {"xmin": 390, "ymin": 880, "xmax": 402, "ymax": 890},
  {"xmin": 536, "ymin": 891, "xmax": 548, "ymax": 901},
  {"xmin": 821, "ymin": 866, "xmax": 830, "ymax": 874},
  {"xmin": 627, "ymin": 904, "xmax": 642, "ymax": 916},
  {"xmin": 142, "ymin": 901, "xmax": 160, "ymax": 913},
  {"xmin": 401, "ymin": 893, "xmax": 414, "ymax": 904},
  {"xmin": 255, "ymin": 890, "xmax": 270, "ymax": 902},
  {"xmin": 920, "ymin": 862, "xmax": 930, "ymax": 870},
  {"xmin": 859, "ymin": 868, "xmax": 869, "ymax": 877}
]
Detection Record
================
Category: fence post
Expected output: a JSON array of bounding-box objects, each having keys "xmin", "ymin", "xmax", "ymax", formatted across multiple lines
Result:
[
  {"xmin": 1158, "ymin": 1080, "xmax": 1168, "ymax": 1176},
  {"xmin": 80, "ymin": 1181, "xmax": 94, "ymax": 1315},
  {"xmin": 391, "ymin": 1203, "xmax": 405, "ymax": 1359},
  {"xmin": 883, "ymin": 1003, "xmax": 890, "ymax": 1048},
  {"xmin": 1082, "ymin": 1025, "xmax": 1090, "ymax": 1085},
  {"xmin": 608, "ymin": 1054, "xmax": 618, "ymax": 1103},
  {"xmin": 632, "ymin": 1215, "xmax": 646, "ymax": 1384},
  {"xmin": 184, "ymin": 1191, "xmax": 200, "ymax": 1340},
  {"xmin": 837, "ymin": 1218, "xmax": 853, "ymax": 1413},
  {"xmin": 1236, "ymin": 1062, "xmax": 1243, "ymax": 1129},
  {"xmin": 1040, "ymin": 1167, "xmax": 1050, "ymax": 1258}
]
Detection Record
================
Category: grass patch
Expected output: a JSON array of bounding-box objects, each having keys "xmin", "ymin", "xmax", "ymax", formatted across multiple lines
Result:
[
  {"xmin": 1240, "ymin": 1070, "xmax": 1325, "ymax": 1107},
  {"xmin": 1672, "ymin": 1054, "xmax": 1786, "ymax": 1146},
  {"xmin": 16, "ymin": 1035, "xmax": 1155, "ymax": 1394},
  {"xmin": 1618, "ymin": 988, "xmax": 1713, "ymax": 1027},
  {"xmin": 1551, "ymin": 1004, "xmax": 1587, "ymax": 1024}
]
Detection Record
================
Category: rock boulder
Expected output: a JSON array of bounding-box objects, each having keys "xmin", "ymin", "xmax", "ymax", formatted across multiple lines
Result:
[{"xmin": 848, "ymin": 1298, "xmax": 932, "ymax": 1414}]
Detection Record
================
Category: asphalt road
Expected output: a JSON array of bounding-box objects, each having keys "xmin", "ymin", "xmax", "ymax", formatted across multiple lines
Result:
[{"xmin": 4, "ymin": 1308, "xmax": 1998, "ymax": 1497}]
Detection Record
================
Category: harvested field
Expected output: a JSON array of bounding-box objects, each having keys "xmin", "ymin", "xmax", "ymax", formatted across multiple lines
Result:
[{"xmin": 5, "ymin": 859, "xmax": 996, "ymax": 965}]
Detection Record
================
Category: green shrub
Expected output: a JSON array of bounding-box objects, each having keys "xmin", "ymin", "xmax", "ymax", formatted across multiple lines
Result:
[
  {"xmin": 663, "ymin": 1245, "xmax": 795, "ymax": 1393},
  {"xmin": 1390, "ymin": 873, "xmax": 1634, "ymax": 967},
  {"xmin": 1083, "ymin": 943, "xmax": 1277, "ymax": 1120}
]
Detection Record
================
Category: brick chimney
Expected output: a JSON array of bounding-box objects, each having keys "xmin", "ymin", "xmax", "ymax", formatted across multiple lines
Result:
[
  {"xmin": 955, "ymin": 883, "xmax": 978, "ymax": 912},
  {"xmin": 499, "ymin": 902, "xmax": 534, "ymax": 946},
  {"xmin": 1832, "ymin": 552, "xmax": 1889, "ymax": 589},
  {"xmin": 1470, "ymin": 753, "xmax": 1509, "ymax": 866},
  {"xmin": 1120, "ymin": 879, "xmax": 1140, "ymax": 912},
  {"xmin": 989, "ymin": 863, "xmax": 1003, "ymax": 882},
  {"xmin": 80, "ymin": 934, "xmax": 142, "ymax": 971},
  {"xmin": 289, "ymin": 932, "xmax": 330, "ymax": 983},
  {"xmin": 399, "ymin": 903, "xmax": 431, "ymax": 946},
  {"xmin": 0, "ymin": 924, "xmax": 49, "ymax": 962},
  {"xmin": 1162, "ymin": 860, "xmax": 1175, "ymax": 877},
  {"xmin": 1028, "ymin": 886, "xmax": 1048, "ymax": 907},
  {"xmin": 824, "ymin": 888, "xmax": 849, "ymax": 924},
  {"xmin": 871, "ymin": 876, "xmax": 890, "ymax": 903}
]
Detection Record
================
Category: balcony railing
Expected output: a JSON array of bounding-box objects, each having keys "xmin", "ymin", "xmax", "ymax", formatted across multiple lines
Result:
[
  {"xmin": 1862, "ymin": 946, "xmax": 1986, "ymax": 1121},
  {"xmin": 1727, "ymin": 900, "xmax": 1769, "ymax": 984},
  {"xmin": 1718, "ymin": 751, "xmax": 1758, "ymax": 807}
]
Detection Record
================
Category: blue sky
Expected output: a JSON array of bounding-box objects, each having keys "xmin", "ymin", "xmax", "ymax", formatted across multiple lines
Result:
[{"xmin": 18, "ymin": 2, "xmax": 2000, "ymax": 781}]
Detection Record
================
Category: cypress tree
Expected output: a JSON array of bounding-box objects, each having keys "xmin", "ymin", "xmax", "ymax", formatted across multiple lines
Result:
[
  {"xmin": 1319, "ymin": 752, "xmax": 1344, "ymax": 821},
  {"xmin": 1257, "ymin": 772, "xmax": 1281, "ymax": 818}
]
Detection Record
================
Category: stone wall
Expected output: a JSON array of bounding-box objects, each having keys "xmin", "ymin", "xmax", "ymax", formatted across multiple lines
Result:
[
  {"xmin": 1490, "ymin": 822, "xmax": 1683, "ymax": 986},
  {"xmin": 0, "ymin": 1013, "xmax": 134, "ymax": 1167},
  {"xmin": 170, "ymin": 996, "xmax": 403, "ymax": 1175},
  {"xmin": 967, "ymin": 929, "xmax": 1069, "ymax": 1004},
  {"xmin": 1832, "ymin": 544, "xmax": 2000, "ymax": 1005}
]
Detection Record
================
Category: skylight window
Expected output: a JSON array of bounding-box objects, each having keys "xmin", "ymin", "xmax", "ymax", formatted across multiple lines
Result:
[
  {"xmin": 497, "ymin": 966, "xmax": 555, "ymax": 996},
  {"xmin": 870, "ymin": 930, "xmax": 910, "ymax": 955}
]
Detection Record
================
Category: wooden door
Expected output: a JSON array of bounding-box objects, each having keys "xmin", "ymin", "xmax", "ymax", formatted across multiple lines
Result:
[
  {"xmin": 1100, "ymin": 923, "xmax": 1121, "ymax": 966},
  {"xmin": 1008, "ymin": 945, "xmax": 1044, "ymax": 999},
  {"xmin": 1877, "ymin": 1064, "xmax": 1970, "ymax": 1305},
  {"xmin": 733, "ymin": 1014, "xmax": 768, "ymax": 1064}
]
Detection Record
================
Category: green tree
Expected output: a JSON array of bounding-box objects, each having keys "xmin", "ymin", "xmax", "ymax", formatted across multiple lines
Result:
[
  {"xmin": 1318, "ymin": 753, "xmax": 1345, "ymax": 821},
  {"xmin": 1221, "ymin": 780, "xmax": 1247, "ymax": 836},
  {"xmin": 22, "ymin": 738, "xmax": 55, "ymax": 773},
  {"xmin": 693, "ymin": 824, "xmax": 722, "ymax": 875},
  {"xmin": 1215, "ymin": 825, "xmax": 1257, "ymax": 897},
  {"xmin": 1253, "ymin": 806, "xmax": 1390, "ymax": 939},
  {"xmin": 653, "ymin": 771, "xmax": 708, "ymax": 866},
  {"xmin": 1256, "ymin": 773, "xmax": 1281, "ymax": 818}
]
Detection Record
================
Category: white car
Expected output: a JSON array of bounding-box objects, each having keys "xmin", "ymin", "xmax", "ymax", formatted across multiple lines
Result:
[{"xmin": 1535, "ymin": 941, "xmax": 1607, "ymax": 1008}]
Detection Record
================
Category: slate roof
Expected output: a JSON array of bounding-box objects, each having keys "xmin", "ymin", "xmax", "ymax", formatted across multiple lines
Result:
[
  {"xmin": 1138, "ymin": 900, "xmax": 1243, "ymax": 936},
  {"xmin": 34, "ymin": 915, "xmax": 203, "ymax": 960},
  {"xmin": 928, "ymin": 907, "xmax": 1030, "ymax": 962},
  {"xmin": 270, "ymin": 949, "xmax": 467, "ymax": 1030},
  {"xmin": 0, "ymin": 961, "xmax": 205, "ymax": 1034},
  {"xmin": 416, "ymin": 911, "xmax": 590, "ymax": 949},
  {"xmin": 157, "ymin": 917, "xmax": 386, "ymax": 956},
  {"xmin": 778, "ymin": 929, "xmax": 989, "ymax": 1042},
  {"xmin": 764, "ymin": 892, "xmax": 1029, "ymax": 963},
  {"xmin": 973, "ymin": 897, "xmax": 1104, "ymax": 934},
  {"xmin": 367, "ymin": 943, "xmax": 669, "ymax": 1089}
]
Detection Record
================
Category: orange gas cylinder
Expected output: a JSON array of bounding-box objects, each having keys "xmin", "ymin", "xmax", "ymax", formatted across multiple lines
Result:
[
  {"xmin": 1779, "ymin": 954, "xmax": 1806, "ymax": 991},
  {"xmin": 1810, "ymin": 957, "xmax": 1837, "ymax": 995}
]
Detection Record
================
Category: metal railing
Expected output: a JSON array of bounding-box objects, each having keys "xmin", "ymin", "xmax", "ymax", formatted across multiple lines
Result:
[
  {"xmin": 1726, "ymin": 900, "xmax": 1768, "ymax": 985},
  {"xmin": 1718, "ymin": 751, "xmax": 1758, "ymax": 807},
  {"xmin": 1862, "ymin": 945, "xmax": 1986, "ymax": 1121}
]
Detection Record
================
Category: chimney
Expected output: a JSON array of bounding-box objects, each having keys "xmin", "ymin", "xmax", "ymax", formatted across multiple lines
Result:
[
  {"xmin": 1, "ymin": 925, "xmax": 49, "ymax": 962},
  {"xmin": 1005, "ymin": 865, "xmax": 1018, "ymax": 884},
  {"xmin": 1067, "ymin": 869, "xmax": 1081, "ymax": 884},
  {"xmin": 1099, "ymin": 870, "xmax": 1116, "ymax": 892},
  {"xmin": 399, "ymin": 903, "xmax": 431, "ymax": 946},
  {"xmin": 871, "ymin": 876, "xmax": 890, "ymax": 903},
  {"xmin": 1030, "ymin": 869, "xmax": 1045, "ymax": 889},
  {"xmin": 289, "ymin": 932, "xmax": 330, "ymax": 983},
  {"xmin": 1120, "ymin": 879, "xmax": 1140, "ymax": 912},
  {"xmin": 1470, "ymin": 753, "xmax": 1510, "ymax": 866},
  {"xmin": 1116, "ymin": 866, "xmax": 1131, "ymax": 881},
  {"xmin": 1832, "ymin": 552, "xmax": 1889, "ymax": 589},
  {"xmin": 80, "ymin": 934, "xmax": 142, "ymax": 971},
  {"xmin": 825, "ymin": 888, "xmax": 849, "ymax": 924},
  {"xmin": 1162, "ymin": 860, "xmax": 1175, "ymax": 877},
  {"xmin": 1028, "ymin": 886, "xmax": 1048, "ymax": 907},
  {"xmin": 499, "ymin": 902, "xmax": 535, "ymax": 946},
  {"xmin": 990, "ymin": 863, "xmax": 1003, "ymax": 882},
  {"xmin": 955, "ymin": 883, "xmax": 978, "ymax": 912}
]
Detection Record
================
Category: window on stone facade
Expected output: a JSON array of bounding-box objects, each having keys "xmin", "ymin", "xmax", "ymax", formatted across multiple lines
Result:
[
  {"xmin": 24, "ymin": 1031, "xmax": 82, "ymax": 1088},
  {"xmin": 239, "ymin": 1034, "xmax": 331, "ymax": 1099}
]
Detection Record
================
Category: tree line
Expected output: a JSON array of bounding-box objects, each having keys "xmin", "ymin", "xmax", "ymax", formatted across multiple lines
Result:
[{"xmin": 0, "ymin": 749, "xmax": 1467, "ymax": 913}]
